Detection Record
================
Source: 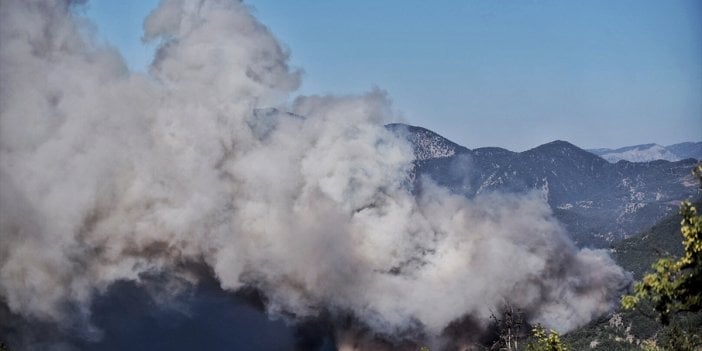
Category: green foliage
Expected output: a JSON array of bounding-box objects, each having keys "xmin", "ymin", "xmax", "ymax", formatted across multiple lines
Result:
[
  {"xmin": 526, "ymin": 325, "xmax": 568, "ymax": 351},
  {"xmin": 563, "ymin": 301, "xmax": 702, "ymax": 350},
  {"xmin": 622, "ymin": 164, "xmax": 702, "ymax": 324},
  {"xmin": 563, "ymin": 311, "xmax": 646, "ymax": 350},
  {"xmin": 638, "ymin": 340, "xmax": 660, "ymax": 351},
  {"xmin": 656, "ymin": 318, "xmax": 702, "ymax": 351}
]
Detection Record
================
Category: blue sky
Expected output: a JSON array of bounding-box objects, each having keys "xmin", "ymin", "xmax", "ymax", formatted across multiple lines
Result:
[{"xmin": 82, "ymin": 0, "xmax": 701, "ymax": 151}]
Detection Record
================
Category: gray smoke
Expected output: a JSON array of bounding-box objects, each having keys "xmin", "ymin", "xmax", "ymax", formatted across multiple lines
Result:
[{"xmin": 0, "ymin": 0, "xmax": 629, "ymax": 348}]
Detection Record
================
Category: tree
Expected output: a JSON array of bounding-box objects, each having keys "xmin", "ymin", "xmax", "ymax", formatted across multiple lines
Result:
[
  {"xmin": 489, "ymin": 304, "xmax": 526, "ymax": 350},
  {"xmin": 526, "ymin": 324, "xmax": 568, "ymax": 351},
  {"xmin": 621, "ymin": 164, "xmax": 702, "ymax": 324}
]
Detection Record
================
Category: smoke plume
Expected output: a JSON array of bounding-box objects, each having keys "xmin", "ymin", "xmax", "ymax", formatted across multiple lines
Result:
[{"xmin": 0, "ymin": 0, "xmax": 629, "ymax": 348}]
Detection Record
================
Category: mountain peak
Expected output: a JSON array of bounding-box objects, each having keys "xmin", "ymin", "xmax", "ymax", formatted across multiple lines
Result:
[
  {"xmin": 543, "ymin": 139, "xmax": 578, "ymax": 148},
  {"xmin": 527, "ymin": 140, "xmax": 586, "ymax": 154},
  {"xmin": 521, "ymin": 140, "xmax": 610, "ymax": 170},
  {"xmin": 386, "ymin": 123, "xmax": 468, "ymax": 161}
]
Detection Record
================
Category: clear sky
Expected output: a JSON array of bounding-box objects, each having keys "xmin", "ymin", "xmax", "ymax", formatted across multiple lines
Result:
[{"xmin": 82, "ymin": 0, "xmax": 701, "ymax": 151}]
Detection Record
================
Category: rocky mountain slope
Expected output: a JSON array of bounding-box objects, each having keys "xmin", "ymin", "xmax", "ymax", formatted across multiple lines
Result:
[
  {"xmin": 565, "ymin": 202, "xmax": 702, "ymax": 350},
  {"xmin": 388, "ymin": 123, "xmax": 700, "ymax": 247}
]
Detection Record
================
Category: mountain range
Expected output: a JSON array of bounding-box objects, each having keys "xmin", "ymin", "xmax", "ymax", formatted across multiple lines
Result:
[
  {"xmin": 588, "ymin": 142, "xmax": 702, "ymax": 163},
  {"xmin": 388, "ymin": 123, "xmax": 700, "ymax": 247}
]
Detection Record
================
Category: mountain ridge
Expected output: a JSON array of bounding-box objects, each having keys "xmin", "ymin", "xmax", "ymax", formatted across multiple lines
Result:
[
  {"xmin": 588, "ymin": 141, "xmax": 702, "ymax": 163},
  {"xmin": 388, "ymin": 123, "xmax": 700, "ymax": 247}
]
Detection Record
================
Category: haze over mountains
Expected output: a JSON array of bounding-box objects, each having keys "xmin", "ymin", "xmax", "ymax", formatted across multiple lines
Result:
[
  {"xmin": 588, "ymin": 142, "xmax": 702, "ymax": 163},
  {"xmin": 389, "ymin": 123, "xmax": 700, "ymax": 247}
]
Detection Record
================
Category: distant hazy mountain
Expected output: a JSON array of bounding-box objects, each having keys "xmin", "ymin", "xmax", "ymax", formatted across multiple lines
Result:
[
  {"xmin": 666, "ymin": 142, "xmax": 702, "ymax": 160},
  {"xmin": 588, "ymin": 142, "xmax": 702, "ymax": 163},
  {"xmin": 388, "ymin": 123, "xmax": 700, "ymax": 247}
]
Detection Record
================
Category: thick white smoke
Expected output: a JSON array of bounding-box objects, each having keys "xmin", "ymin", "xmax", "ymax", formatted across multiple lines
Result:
[{"xmin": 0, "ymin": 0, "xmax": 629, "ymax": 347}]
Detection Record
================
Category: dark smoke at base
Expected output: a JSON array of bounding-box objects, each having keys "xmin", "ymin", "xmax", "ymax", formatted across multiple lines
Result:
[
  {"xmin": 0, "ymin": 269, "xmax": 335, "ymax": 351},
  {"xmin": 0, "ymin": 277, "xmax": 512, "ymax": 351},
  {"xmin": 0, "ymin": 267, "xmax": 458, "ymax": 351},
  {"xmin": 1, "ymin": 0, "xmax": 630, "ymax": 350}
]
